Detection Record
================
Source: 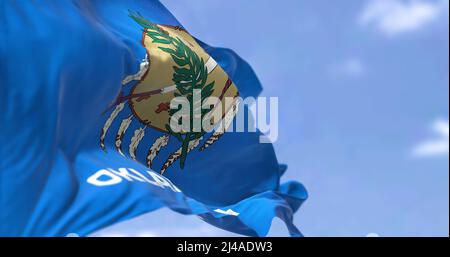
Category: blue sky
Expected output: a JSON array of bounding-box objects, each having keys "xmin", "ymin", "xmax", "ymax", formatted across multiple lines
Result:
[{"xmin": 93, "ymin": 0, "xmax": 449, "ymax": 237}]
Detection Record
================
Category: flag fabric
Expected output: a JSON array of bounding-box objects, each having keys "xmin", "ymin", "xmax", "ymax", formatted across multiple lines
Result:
[{"xmin": 0, "ymin": 0, "xmax": 307, "ymax": 237}]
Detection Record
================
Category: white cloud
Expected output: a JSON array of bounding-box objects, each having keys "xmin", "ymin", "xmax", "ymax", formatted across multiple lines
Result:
[
  {"xmin": 330, "ymin": 58, "xmax": 365, "ymax": 78},
  {"xmin": 412, "ymin": 119, "xmax": 449, "ymax": 157},
  {"xmin": 359, "ymin": 0, "xmax": 449, "ymax": 36}
]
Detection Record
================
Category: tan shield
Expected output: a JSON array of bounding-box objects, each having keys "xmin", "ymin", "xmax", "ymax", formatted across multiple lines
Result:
[{"xmin": 129, "ymin": 25, "xmax": 239, "ymax": 132}]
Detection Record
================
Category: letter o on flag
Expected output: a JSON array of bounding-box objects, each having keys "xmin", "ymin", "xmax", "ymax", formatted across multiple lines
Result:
[{"xmin": 87, "ymin": 169, "xmax": 123, "ymax": 186}]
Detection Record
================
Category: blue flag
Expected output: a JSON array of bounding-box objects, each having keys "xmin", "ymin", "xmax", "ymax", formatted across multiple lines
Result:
[{"xmin": 0, "ymin": 0, "xmax": 307, "ymax": 237}]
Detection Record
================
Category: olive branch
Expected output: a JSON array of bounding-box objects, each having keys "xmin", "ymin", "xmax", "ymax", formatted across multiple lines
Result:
[{"xmin": 130, "ymin": 12, "xmax": 214, "ymax": 169}]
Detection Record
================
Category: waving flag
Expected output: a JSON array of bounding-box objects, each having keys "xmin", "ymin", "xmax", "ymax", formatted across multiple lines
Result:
[{"xmin": 0, "ymin": 0, "xmax": 307, "ymax": 237}]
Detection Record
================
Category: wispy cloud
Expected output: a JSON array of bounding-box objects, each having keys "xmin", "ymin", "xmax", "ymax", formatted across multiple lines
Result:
[
  {"xmin": 330, "ymin": 58, "xmax": 366, "ymax": 78},
  {"xmin": 412, "ymin": 119, "xmax": 449, "ymax": 158},
  {"xmin": 359, "ymin": 0, "xmax": 449, "ymax": 36}
]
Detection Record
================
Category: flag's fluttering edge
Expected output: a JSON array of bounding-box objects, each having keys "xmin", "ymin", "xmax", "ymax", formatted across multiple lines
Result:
[{"xmin": 0, "ymin": 0, "xmax": 307, "ymax": 237}]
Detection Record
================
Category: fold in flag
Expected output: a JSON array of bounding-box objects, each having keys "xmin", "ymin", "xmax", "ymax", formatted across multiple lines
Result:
[{"xmin": 0, "ymin": 0, "xmax": 307, "ymax": 237}]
